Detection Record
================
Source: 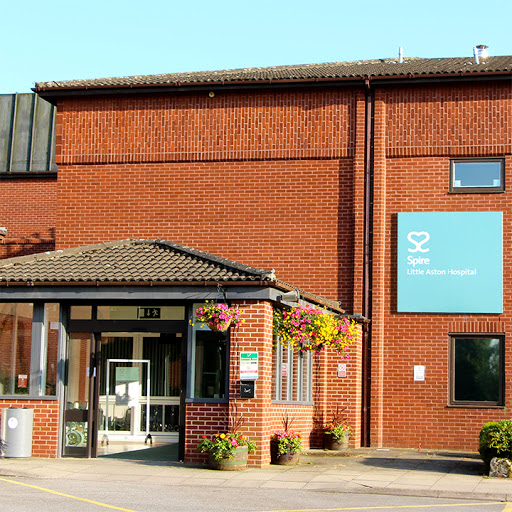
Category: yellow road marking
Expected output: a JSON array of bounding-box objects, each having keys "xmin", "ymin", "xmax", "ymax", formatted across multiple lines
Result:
[
  {"xmin": 0, "ymin": 477, "xmax": 139, "ymax": 512},
  {"xmin": 244, "ymin": 502, "xmax": 506, "ymax": 512}
]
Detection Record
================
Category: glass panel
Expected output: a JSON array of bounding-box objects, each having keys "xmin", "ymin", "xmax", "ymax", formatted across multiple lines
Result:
[
  {"xmin": 282, "ymin": 347, "xmax": 290, "ymax": 400},
  {"xmin": 301, "ymin": 352, "xmax": 310, "ymax": 401},
  {"xmin": 65, "ymin": 421, "xmax": 88, "ymax": 447},
  {"xmin": 100, "ymin": 337, "xmax": 133, "ymax": 394},
  {"xmin": 0, "ymin": 303, "xmax": 33, "ymax": 395},
  {"xmin": 66, "ymin": 335, "xmax": 90, "ymax": 409},
  {"xmin": 45, "ymin": 303, "xmax": 59, "ymax": 396},
  {"xmin": 453, "ymin": 161, "xmax": 502, "ymax": 188},
  {"xmin": 142, "ymin": 334, "xmax": 181, "ymax": 397},
  {"xmin": 163, "ymin": 404, "xmax": 179, "ymax": 432},
  {"xmin": 140, "ymin": 404, "xmax": 179, "ymax": 432},
  {"xmin": 272, "ymin": 344, "xmax": 279, "ymax": 400},
  {"xmin": 102, "ymin": 404, "xmax": 132, "ymax": 432},
  {"xmin": 70, "ymin": 306, "xmax": 92, "ymax": 319},
  {"xmin": 454, "ymin": 337, "xmax": 501, "ymax": 402},
  {"xmin": 98, "ymin": 336, "xmax": 134, "ymax": 433},
  {"xmin": 193, "ymin": 330, "xmax": 227, "ymax": 399},
  {"xmin": 63, "ymin": 333, "xmax": 91, "ymax": 455},
  {"xmin": 97, "ymin": 306, "xmax": 185, "ymax": 320}
]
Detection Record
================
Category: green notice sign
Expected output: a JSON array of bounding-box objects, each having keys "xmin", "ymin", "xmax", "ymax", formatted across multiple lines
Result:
[
  {"xmin": 397, "ymin": 212, "xmax": 502, "ymax": 313},
  {"xmin": 240, "ymin": 352, "xmax": 258, "ymax": 380}
]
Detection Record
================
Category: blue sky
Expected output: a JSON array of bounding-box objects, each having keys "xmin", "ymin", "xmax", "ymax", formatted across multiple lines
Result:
[{"xmin": 2, "ymin": 0, "xmax": 511, "ymax": 94}]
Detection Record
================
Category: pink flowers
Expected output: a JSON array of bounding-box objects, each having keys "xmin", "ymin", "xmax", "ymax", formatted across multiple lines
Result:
[
  {"xmin": 271, "ymin": 429, "xmax": 301, "ymax": 440},
  {"xmin": 194, "ymin": 301, "xmax": 244, "ymax": 331}
]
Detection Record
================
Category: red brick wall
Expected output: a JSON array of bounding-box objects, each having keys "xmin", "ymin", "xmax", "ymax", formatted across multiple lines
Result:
[
  {"xmin": 385, "ymin": 82, "xmax": 512, "ymax": 158},
  {"xmin": 0, "ymin": 177, "xmax": 57, "ymax": 259},
  {"xmin": 54, "ymin": 89, "xmax": 357, "ymax": 307},
  {"xmin": 55, "ymin": 159, "xmax": 355, "ymax": 307},
  {"xmin": 56, "ymin": 90, "xmax": 357, "ymax": 165},
  {"xmin": 0, "ymin": 400, "xmax": 59, "ymax": 457},
  {"xmin": 368, "ymin": 82, "xmax": 512, "ymax": 450}
]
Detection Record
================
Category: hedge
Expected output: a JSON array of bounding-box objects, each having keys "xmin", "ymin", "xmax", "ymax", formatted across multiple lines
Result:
[{"xmin": 479, "ymin": 420, "xmax": 512, "ymax": 472}]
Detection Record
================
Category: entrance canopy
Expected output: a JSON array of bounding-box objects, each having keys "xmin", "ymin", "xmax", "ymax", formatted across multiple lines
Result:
[
  {"xmin": 0, "ymin": 239, "xmax": 347, "ymax": 460},
  {"xmin": 0, "ymin": 239, "xmax": 342, "ymax": 311}
]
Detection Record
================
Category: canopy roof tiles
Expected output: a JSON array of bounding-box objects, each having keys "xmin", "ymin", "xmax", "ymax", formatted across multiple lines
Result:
[{"xmin": 0, "ymin": 239, "xmax": 275, "ymax": 284}]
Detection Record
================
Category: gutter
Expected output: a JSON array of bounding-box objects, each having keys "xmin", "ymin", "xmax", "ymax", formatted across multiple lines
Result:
[
  {"xmin": 0, "ymin": 278, "xmax": 348, "ymax": 315},
  {"xmin": 34, "ymin": 72, "xmax": 512, "ymax": 105}
]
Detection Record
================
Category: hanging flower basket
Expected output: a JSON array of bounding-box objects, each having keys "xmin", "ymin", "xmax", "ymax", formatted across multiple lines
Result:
[
  {"xmin": 273, "ymin": 305, "xmax": 358, "ymax": 355},
  {"xmin": 194, "ymin": 301, "xmax": 243, "ymax": 332},
  {"xmin": 208, "ymin": 320, "xmax": 231, "ymax": 332}
]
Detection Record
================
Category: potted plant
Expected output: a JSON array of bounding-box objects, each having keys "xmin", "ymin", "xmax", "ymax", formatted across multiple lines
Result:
[
  {"xmin": 194, "ymin": 301, "xmax": 243, "ymax": 332},
  {"xmin": 197, "ymin": 406, "xmax": 256, "ymax": 470},
  {"xmin": 270, "ymin": 429, "xmax": 302, "ymax": 465},
  {"xmin": 198, "ymin": 432, "xmax": 257, "ymax": 470},
  {"xmin": 323, "ymin": 422, "xmax": 351, "ymax": 451},
  {"xmin": 323, "ymin": 406, "xmax": 351, "ymax": 451},
  {"xmin": 270, "ymin": 415, "xmax": 302, "ymax": 465}
]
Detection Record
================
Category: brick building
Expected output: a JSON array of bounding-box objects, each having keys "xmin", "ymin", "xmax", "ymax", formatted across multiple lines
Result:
[{"xmin": 1, "ymin": 47, "xmax": 511, "ymax": 461}]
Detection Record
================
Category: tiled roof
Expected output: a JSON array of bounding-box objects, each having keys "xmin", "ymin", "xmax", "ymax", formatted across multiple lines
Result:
[
  {"xmin": 34, "ymin": 56, "xmax": 512, "ymax": 91},
  {"xmin": 0, "ymin": 239, "xmax": 275, "ymax": 284}
]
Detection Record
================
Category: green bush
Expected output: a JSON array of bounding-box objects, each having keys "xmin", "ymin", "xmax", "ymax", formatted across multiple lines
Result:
[{"xmin": 479, "ymin": 420, "xmax": 512, "ymax": 472}]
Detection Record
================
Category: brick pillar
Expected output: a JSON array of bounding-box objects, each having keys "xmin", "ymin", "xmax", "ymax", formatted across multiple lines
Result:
[
  {"xmin": 228, "ymin": 300, "xmax": 273, "ymax": 467},
  {"xmin": 352, "ymin": 90, "xmax": 368, "ymax": 315},
  {"xmin": 370, "ymin": 93, "xmax": 387, "ymax": 447}
]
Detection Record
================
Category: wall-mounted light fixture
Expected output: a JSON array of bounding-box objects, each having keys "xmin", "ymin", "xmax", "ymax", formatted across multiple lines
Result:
[{"xmin": 277, "ymin": 290, "xmax": 300, "ymax": 304}]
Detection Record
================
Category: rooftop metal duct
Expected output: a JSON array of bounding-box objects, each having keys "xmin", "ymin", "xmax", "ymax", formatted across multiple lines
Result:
[{"xmin": 473, "ymin": 45, "xmax": 489, "ymax": 64}]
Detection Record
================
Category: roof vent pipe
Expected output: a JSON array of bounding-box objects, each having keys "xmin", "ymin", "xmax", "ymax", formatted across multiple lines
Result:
[
  {"xmin": 398, "ymin": 47, "xmax": 403, "ymax": 63},
  {"xmin": 473, "ymin": 44, "xmax": 489, "ymax": 64}
]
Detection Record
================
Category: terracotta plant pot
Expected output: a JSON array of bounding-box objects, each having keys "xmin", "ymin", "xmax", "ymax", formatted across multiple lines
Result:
[
  {"xmin": 208, "ymin": 445, "xmax": 248, "ymax": 470},
  {"xmin": 323, "ymin": 432, "xmax": 349, "ymax": 451},
  {"xmin": 270, "ymin": 439, "xmax": 300, "ymax": 465}
]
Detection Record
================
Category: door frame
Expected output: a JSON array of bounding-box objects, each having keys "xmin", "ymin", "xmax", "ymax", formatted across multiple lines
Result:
[
  {"xmin": 64, "ymin": 315, "xmax": 188, "ymax": 458},
  {"xmin": 62, "ymin": 332, "xmax": 100, "ymax": 458}
]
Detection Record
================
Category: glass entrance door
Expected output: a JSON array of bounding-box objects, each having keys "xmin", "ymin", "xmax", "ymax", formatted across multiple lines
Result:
[
  {"xmin": 98, "ymin": 332, "xmax": 182, "ymax": 456},
  {"xmin": 62, "ymin": 332, "xmax": 99, "ymax": 457}
]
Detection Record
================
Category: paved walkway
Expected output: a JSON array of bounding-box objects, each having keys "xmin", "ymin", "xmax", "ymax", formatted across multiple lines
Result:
[{"xmin": 1, "ymin": 448, "xmax": 512, "ymax": 502}]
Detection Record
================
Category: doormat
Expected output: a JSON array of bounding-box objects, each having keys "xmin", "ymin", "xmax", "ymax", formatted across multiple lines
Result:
[{"xmin": 99, "ymin": 442, "xmax": 179, "ymax": 461}]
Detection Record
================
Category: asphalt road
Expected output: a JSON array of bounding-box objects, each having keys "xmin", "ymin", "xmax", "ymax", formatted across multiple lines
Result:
[{"xmin": 0, "ymin": 476, "xmax": 510, "ymax": 512}]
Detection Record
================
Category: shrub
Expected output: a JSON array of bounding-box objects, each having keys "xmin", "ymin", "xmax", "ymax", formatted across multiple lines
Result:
[{"xmin": 479, "ymin": 420, "xmax": 512, "ymax": 472}]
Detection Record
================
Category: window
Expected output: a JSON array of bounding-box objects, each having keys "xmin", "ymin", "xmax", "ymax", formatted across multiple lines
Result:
[
  {"xmin": 450, "ymin": 335, "xmax": 504, "ymax": 406},
  {"xmin": 0, "ymin": 302, "xmax": 59, "ymax": 396},
  {"xmin": 450, "ymin": 159, "xmax": 504, "ymax": 192},
  {"xmin": 189, "ymin": 304, "xmax": 228, "ymax": 400},
  {"xmin": 272, "ymin": 342, "xmax": 312, "ymax": 402}
]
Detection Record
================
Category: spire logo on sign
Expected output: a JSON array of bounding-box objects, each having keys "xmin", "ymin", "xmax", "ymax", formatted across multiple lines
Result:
[{"xmin": 407, "ymin": 231, "xmax": 430, "ymax": 253}]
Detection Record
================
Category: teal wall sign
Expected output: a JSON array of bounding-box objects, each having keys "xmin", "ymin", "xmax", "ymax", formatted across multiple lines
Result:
[{"xmin": 397, "ymin": 212, "xmax": 502, "ymax": 313}]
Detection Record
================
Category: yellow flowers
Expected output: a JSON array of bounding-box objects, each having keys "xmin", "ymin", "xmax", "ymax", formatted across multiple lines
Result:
[{"xmin": 274, "ymin": 305, "xmax": 358, "ymax": 356}]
